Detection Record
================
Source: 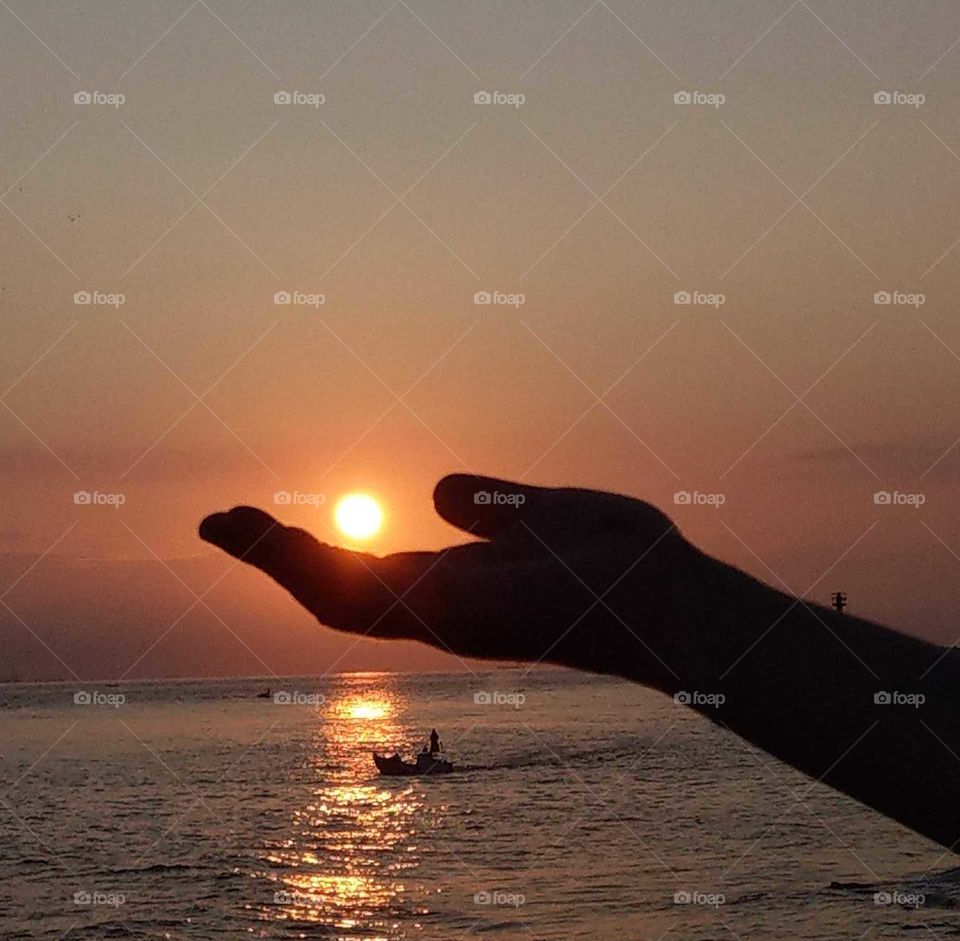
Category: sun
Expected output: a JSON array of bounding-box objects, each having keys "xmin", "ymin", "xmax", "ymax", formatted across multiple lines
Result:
[{"xmin": 334, "ymin": 493, "xmax": 383, "ymax": 541}]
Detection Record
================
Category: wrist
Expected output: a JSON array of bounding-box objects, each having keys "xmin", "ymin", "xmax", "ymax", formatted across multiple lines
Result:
[{"xmin": 650, "ymin": 545, "xmax": 797, "ymax": 697}]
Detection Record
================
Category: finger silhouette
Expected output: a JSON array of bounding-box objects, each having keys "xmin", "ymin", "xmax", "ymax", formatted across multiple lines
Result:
[
  {"xmin": 199, "ymin": 506, "xmax": 444, "ymax": 639},
  {"xmin": 433, "ymin": 474, "xmax": 676, "ymax": 548}
]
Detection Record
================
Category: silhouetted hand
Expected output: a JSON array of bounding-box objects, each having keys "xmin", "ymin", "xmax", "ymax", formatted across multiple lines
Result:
[
  {"xmin": 200, "ymin": 475, "xmax": 960, "ymax": 848},
  {"xmin": 202, "ymin": 474, "xmax": 960, "ymax": 850},
  {"xmin": 199, "ymin": 474, "xmax": 704, "ymax": 687}
]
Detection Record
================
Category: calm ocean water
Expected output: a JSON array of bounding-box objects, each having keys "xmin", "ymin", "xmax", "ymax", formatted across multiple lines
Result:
[{"xmin": 2, "ymin": 668, "xmax": 958, "ymax": 940}]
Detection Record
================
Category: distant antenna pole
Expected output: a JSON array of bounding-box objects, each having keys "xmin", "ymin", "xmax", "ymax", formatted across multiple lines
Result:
[{"xmin": 831, "ymin": 591, "xmax": 847, "ymax": 614}]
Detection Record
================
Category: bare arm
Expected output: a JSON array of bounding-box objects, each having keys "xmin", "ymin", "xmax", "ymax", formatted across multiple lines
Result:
[
  {"xmin": 200, "ymin": 474, "xmax": 960, "ymax": 851},
  {"xmin": 649, "ymin": 550, "xmax": 960, "ymax": 851}
]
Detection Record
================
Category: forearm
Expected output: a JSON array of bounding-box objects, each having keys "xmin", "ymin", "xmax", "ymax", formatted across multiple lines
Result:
[{"xmin": 628, "ymin": 550, "xmax": 960, "ymax": 850}]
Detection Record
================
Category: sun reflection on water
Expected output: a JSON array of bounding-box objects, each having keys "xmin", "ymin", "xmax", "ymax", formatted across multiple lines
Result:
[
  {"xmin": 338, "ymin": 698, "xmax": 390, "ymax": 721},
  {"xmin": 262, "ymin": 674, "xmax": 432, "ymax": 937}
]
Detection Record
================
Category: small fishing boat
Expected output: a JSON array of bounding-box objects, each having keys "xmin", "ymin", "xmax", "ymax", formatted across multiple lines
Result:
[{"xmin": 373, "ymin": 751, "xmax": 454, "ymax": 776}]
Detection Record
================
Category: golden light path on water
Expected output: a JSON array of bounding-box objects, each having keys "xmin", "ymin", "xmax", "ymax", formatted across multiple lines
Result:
[
  {"xmin": 338, "ymin": 699, "xmax": 390, "ymax": 721},
  {"xmin": 263, "ymin": 677, "xmax": 435, "ymax": 939}
]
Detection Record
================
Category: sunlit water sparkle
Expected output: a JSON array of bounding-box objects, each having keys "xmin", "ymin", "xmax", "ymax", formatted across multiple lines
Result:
[{"xmin": 2, "ymin": 668, "xmax": 958, "ymax": 939}]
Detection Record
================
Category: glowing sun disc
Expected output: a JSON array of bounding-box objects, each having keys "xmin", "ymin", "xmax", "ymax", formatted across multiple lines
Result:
[{"xmin": 334, "ymin": 493, "xmax": 383, "ymax": 540}]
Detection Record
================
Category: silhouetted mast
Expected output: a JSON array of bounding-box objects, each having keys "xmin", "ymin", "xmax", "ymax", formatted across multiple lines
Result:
[{"xmin": 831, "ymin": 591, "xmax": 847, "ymax": 614}]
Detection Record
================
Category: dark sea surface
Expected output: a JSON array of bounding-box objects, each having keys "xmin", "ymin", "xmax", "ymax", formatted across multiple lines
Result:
[{"xmin": 1, "ymin": 668, "xmax": 957, "ymax": 939}]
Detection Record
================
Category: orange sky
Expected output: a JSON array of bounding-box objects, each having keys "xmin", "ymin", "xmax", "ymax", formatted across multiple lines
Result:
[{"xmin": 3, "ymin": 1, "xmax": 960, "ymax": 680}]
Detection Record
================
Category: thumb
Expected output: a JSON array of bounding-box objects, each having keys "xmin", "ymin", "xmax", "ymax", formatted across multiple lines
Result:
[{"xmin": 432, "ymin": 474, "xmax": 677, "ymax": 548}]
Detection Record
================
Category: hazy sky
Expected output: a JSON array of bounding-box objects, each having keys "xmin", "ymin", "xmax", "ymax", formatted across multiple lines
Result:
[{"xmin": 4, "ymin": 0, "xmax": 960, "ymax": 680}]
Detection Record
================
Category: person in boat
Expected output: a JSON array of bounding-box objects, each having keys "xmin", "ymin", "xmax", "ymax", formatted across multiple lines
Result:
[{"xmin": 429, "ymin": 729, "xmax": 440, "ymax": 754}]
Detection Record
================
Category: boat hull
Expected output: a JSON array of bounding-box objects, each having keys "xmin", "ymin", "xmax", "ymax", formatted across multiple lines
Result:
[{"xmin": 373, "ymin": 752, "xmax": 454, "ymax": 776}]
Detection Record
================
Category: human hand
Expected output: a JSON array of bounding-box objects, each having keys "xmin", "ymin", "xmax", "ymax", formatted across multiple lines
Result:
[{"xmin": 199, "ymin": 474, "xmax": 706, "ymax": 686}]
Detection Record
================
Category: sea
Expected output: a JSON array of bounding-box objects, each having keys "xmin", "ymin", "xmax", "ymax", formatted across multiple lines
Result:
[{"xmin": 2, "ymin": 668, "xmax": 958, "ymax": 940}]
